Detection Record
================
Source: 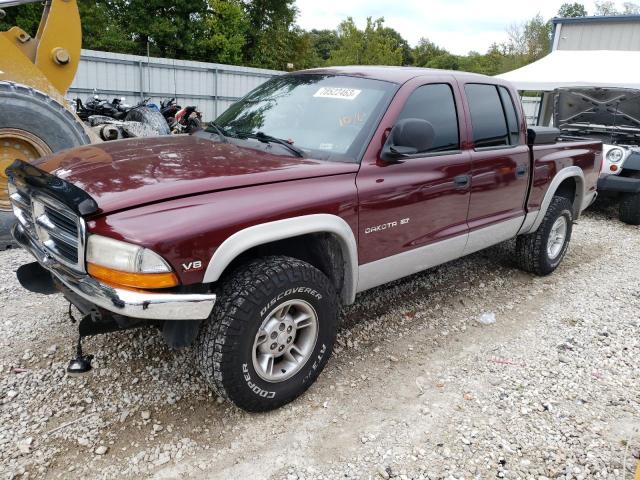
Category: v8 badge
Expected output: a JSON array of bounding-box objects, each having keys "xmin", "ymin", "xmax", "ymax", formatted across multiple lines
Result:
[{"xmin": 182, "ymin": 260, "xmax": 203, "ymax": 272}]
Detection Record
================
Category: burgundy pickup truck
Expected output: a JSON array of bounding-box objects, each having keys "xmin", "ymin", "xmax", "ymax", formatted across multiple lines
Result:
[{"xmin": 7, "ymin": 67, "xmax": 601, "ymax": 411}]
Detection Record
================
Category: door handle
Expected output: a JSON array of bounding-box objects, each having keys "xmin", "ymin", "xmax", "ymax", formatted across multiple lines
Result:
[
  {"xmin": 453, "ymin": 175, "xmax": 470, "ymax": 188},
  {"xmin": 516, "ymin": 165, "xmax": 528, "ymax": 178}
]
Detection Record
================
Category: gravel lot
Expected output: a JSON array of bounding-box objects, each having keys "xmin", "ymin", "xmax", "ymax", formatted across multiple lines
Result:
[{"xmin": 1, "ymin": 203, "xmax": 639, "ymax": 480}]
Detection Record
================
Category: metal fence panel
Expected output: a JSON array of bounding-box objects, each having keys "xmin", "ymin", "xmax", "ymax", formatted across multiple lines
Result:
[
  {"xmin": 69, "ymin": 49, "xmax": 283, "ymax": 121},
  {"xmin": 521, "ymin": 96, "xmax": 542, "ymax": 126}
]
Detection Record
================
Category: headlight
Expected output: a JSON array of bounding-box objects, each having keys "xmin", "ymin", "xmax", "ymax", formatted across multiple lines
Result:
[
  {"xmin": 607, "ymin": 148, "xmax": 624, "ymax": 163},
  {"xmin": 86, "ymin": 235, "xmax": 178, "ymax": 289}
]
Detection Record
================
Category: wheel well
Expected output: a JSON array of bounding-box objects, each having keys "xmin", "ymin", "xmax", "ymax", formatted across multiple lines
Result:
[
  {"xmin": 555, "ymin": 177, "xmax": 576, "ymax": 205},
  {"xmin": 222, "ymin": 233, "xmax": 346, "ymax": 302}
]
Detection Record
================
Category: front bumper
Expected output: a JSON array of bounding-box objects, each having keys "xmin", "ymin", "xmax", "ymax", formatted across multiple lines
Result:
[
  {"xmin": 13, "ymin": 223, "xmax": 216, "ymax": 321},
  {"xmin": 597, "ymin": 175, "xmax": 640, "ymax": 194}
]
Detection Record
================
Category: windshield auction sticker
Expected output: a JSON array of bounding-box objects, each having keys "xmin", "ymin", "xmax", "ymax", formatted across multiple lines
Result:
[{"xmin": 314, "ymin": 87, "xmax": 362, "ymax": 100}]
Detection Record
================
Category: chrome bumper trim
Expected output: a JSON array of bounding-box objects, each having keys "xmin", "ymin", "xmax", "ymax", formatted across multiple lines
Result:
[{"xmin": 13, "ymin": 224, "xmax": 216, "ymax": 321}]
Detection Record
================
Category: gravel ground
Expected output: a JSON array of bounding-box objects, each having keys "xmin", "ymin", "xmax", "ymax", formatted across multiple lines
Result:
[{"xmin": 1, "ymin": 203, "xmax": 639, "ymax": 480}]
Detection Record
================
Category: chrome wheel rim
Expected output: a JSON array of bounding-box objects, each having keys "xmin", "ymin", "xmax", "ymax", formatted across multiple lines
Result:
[
  {"xmin": 252, "ymin": 299, "xmax": 319, "ymax": 383},
  {"xmin": 547, "ymin": 216, "xmax": 568, "ymax": 259}
]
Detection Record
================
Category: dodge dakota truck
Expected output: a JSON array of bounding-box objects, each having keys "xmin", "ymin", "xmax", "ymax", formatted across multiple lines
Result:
[{"xmin": 7, "ymin": 67, "xmax": 601, "ymax": 412}]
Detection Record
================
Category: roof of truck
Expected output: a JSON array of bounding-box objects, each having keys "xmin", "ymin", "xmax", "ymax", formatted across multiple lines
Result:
[{"xmin": 295, "ymin": 65, "xmax": 500, "ymax": 85}]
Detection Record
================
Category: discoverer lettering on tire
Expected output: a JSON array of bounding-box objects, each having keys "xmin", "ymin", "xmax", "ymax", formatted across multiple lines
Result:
[{"xmin": 195, "ymin": 256, "xmax": 338, "ymax": 412}]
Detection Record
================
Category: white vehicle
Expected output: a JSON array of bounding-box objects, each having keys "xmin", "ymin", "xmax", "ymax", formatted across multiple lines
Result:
[{"xmin": 554, "ymin": 87, "xmax": 640, "ymax": 224}]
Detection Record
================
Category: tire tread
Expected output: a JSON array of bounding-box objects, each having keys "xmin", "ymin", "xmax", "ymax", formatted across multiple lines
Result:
[{"xmin": 195, "ymin": 256, "xmax": 336, "ymax": 411}]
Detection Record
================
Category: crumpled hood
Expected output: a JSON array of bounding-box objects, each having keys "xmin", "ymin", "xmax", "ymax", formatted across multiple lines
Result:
[
  {"xmin": 554, "ymin": 87, "xmax": 640, "ymax": 131},
  {"xmin": 34, "ymin": 135, "xmax": 359, "ymax": 215}
]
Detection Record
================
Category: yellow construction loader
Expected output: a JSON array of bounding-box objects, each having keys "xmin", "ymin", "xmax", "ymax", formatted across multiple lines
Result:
[{"xmin": 0, "ymin": 0, "xmax": 94, "ymax": 247}]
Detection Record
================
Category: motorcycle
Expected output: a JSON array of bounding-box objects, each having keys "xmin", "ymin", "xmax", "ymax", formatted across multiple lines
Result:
[
  {"xmin": 72, "ymin": 93, "xmax": 170, "ymax": 141},
  {"xmin": 160, "ymin": 97, "xmax": 181, "ymax": 125},
  {"xmin": 173, "ymin": 105, "xmax": 203, "ymax": 134},
  {"xmin": 74, "ymin": 95, "xmax": 146, "ymax": 121},
  {"xmin": 158, "ymin": 98, "xmax": 203, "ymax": 134}
]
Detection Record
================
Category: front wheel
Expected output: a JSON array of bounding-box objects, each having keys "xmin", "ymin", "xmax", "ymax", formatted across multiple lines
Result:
[
  {"xmin": 195, "ymin": 256, "xmax": 338, "ymax": 412},
  {"xmin": 515, "ymin": 196, "xmax": 574, "ymax": 276}
]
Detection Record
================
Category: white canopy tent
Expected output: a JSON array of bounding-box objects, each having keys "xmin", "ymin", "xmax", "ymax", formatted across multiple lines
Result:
[{"xmin": 496, "ymin": 49, "xmax": 640, "ymax": 91}]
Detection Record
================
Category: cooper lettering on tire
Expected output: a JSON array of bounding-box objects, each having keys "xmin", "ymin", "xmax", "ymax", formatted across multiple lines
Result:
[{"xmin": 195, "ymin": 256, "xmax": 338, "ymax": 412}]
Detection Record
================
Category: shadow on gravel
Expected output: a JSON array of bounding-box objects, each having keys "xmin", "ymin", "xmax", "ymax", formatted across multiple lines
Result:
[
  {"xmin": 339, "ymin": 241, "xmax": 519, "ymax": 331},
  {"xmin": 586, "ymin": 196, "xmax": 622, "ymax": 222}
]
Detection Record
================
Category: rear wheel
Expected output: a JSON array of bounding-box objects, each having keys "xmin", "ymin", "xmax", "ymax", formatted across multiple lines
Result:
[
  {"xmin": 195, "ymin": 256, "xmax": 338, "ymax": 412},
  {"xmin": 619, "ymin": 192, "xmax": 640, "ymax": 225},
  {"xmin": 0, "ymin": 81, "xmax": 90, "ymax": 247},
  {"xmin": 515, "ymin": 196, "xmax": 574, "ymax": 276}
]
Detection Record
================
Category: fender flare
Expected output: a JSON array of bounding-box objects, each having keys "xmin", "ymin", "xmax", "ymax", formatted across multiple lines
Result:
[
  {"xmin": 520, "ymin": 166, "xmax": 586, "ymax": 234},
  {"xmin": 202, "ymin": 214, "xmax": 359, "ymax": 304}
]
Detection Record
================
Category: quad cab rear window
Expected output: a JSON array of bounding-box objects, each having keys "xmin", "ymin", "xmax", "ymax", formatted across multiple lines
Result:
[
  {"xmin": 212, "ymin": 75, "xmax": 396, "ymax": 162},
  {"xmin": 465, "ymin": 83, "xmax": 521, "ymax": 149}
]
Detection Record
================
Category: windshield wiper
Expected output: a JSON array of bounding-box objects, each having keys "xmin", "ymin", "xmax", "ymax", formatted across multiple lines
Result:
[
  {"xmin": 206, "ymin": 122, "xmax": 229, "ymax": 143},
  {"xmin": 236, "ymin": 131, "xmax": 305, "ymax": 158}
]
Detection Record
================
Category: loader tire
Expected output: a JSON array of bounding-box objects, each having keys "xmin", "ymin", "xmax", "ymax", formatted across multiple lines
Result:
[{"xmin": 0, "ymin": 81, "xmax": 91, "ymax": 247}]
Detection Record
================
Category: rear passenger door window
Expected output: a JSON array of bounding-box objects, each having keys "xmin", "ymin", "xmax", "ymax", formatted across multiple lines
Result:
[
  {"xmin": 396, "ymin": 83, "xmax": 460, "ymax": 154},
  {"xmin": 498, "ymin": 86, "xmax": 521, "ymax": 145},
  {"xmin": 465, "ymin": 83, "xmax": 520, "ymax": 149}
]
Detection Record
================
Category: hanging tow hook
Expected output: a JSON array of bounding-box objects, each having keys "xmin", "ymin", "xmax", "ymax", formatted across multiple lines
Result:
[
  {"xmin": 67, "ymin": 336, "xmax": 94, "ymax": 375},
  {"xmin": 66, "ymin": 303, "xmax": 94, "ymax": 375}
]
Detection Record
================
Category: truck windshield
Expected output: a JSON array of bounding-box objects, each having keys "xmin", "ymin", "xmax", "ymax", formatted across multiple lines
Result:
[{"xmin": 210, "ymin": 74, "xmax": 396, "ymax": 162}]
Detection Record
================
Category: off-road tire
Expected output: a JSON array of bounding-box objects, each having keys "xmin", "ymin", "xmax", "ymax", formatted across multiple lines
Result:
[
  {"xmin": 195, "ymin": 256, "xmax": 338, "ymax": 412},
  {"xmin": 619, "ymin": 192, "xmax": 640, "ymax": 225},
  {"xmin": 0, "ymin": 81, "xmax": 91, "ymax": 248},
  {"xmin": 515, "ymin": 196, "xmax": 574, "ymax": 276}
]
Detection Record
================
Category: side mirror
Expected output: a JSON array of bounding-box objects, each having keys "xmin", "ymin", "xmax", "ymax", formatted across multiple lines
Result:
[{"xmin": 381, "ymin": 118, "xmax": 435, "ymax": 162}]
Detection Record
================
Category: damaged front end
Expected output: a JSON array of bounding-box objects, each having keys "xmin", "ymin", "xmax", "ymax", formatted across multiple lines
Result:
[{"xmin": 6, "ymin": 159, "xmax": 215, "ymax": 373}]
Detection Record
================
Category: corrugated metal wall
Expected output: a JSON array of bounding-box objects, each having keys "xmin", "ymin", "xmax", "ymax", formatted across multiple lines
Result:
[
  {"xmin": 69, "ymin": 49, "xmax": 283, "ymax": 121},
  {"xmin": 521, "ymin": 96, "xmax": 542, "ymax": 125},
  {"xmin": 556, "ymin": 20, "xmax": 640, "ymax": 51}
]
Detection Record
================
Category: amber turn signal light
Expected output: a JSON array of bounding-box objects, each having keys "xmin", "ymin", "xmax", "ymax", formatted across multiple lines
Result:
[
  {"xmin": 87, "ymin": 263, "xmax": 179, "ymax": 289},
  {"xmin": 610, "ymin": 165, "xmax": 618, "ymax": 172}
]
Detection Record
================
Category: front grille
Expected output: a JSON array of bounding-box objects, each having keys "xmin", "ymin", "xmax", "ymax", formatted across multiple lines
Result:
[{"xmin": 10, "ymin": 188, "xmax": 85, "ymax": 272}]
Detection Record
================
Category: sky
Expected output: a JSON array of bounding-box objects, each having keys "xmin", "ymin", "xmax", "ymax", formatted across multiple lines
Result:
[{"xmin": 295, "ymin": 0, "xmax": 609, "ymax": 55}]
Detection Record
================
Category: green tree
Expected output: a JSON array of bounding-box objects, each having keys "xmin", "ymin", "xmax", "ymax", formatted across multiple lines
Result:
[
  {"xmin": 458, "ymin": 45, "xmax": 507, "ymax": 75},
  {"xmin": 113, "ymin": 0, "xmax": 209, "ymax": 59},
  {"xmin": 503, "ymin": 13, "xmax": 551, "ymax": 68},
  {"xmin": 380, "ymin": 27, "xmax": 413, "ymax": 65},
  {"xmin": 197, "ymin": 0, "xmax": 248, "ymax": 64},
  {"xmin": 412, "ymin": 38, "xmax": 447, "ymax": 67},
  {"xmin": 308, "ymin": 29, "xmax": 340, "ymax": 63},
  {"xmin": 79, "ymin": 1, "xmax": 136, "ymax": 54},
  {"xmin": 557, "ymin": 3, "xmax": 588, "ymax": 17},
  {"xmin": 623, "ymin": 2, "xmax": 640, "ymax": 14},
  {"xmin": 0, "ymin": 2, "xmax": 42, "ymax": 36},
  {"xmin": 329, "ymin": 17, "xmax": 403, "ymax": 66},
  {"xmin": 426, "ymin": 52, "xmax": 459, "ymax": 70},
  {"xmin": 594, "ymin": 1, "xmax": 619, "ymax": 15},
  {"xmin": 242, "ymin": 0, "xmax": 299, "ymax": 69}
]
